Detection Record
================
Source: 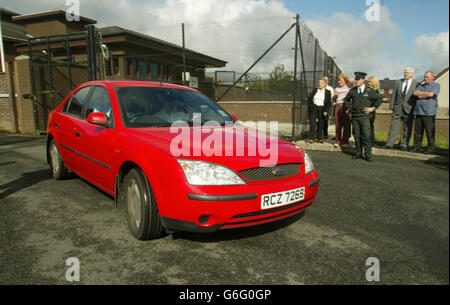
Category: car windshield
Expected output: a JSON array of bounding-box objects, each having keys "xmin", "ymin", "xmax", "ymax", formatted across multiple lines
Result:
[{"xmin": 117, "ymin": 86, "xmax": 235, "ymax": 127}]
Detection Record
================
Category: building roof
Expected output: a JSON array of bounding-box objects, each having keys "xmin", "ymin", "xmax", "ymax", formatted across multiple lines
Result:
[
  {"xmin": 1, "ymin": 21, "xmax": 27, "ymax": 42},
  {"xmin": 435, "ymin": 67, "xmax": 449, "ymax": 81},
  {"xmin": 12, "ymin": 9, "xmax": 97, "ymax": 25},
  {"xmin": 0, "ymin": 7, "xmax": 20, "ymax": 17},
  {"xmin": 99, "ymin": 26, "xmax": 227, "ymax": 68}
]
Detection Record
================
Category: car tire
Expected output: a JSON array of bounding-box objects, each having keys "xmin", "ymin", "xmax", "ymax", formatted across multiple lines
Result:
[
  {"xmin": 123, "ymin": 168, "xmax": 165, "ymax": 240},
  {"xmin": 48, "ymin": 139, "xmax": 69, "ymax": 180}
]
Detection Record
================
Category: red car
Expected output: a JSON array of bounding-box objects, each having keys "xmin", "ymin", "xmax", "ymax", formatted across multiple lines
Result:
[{"xmin": 47, "ymin": 80, "xmax": 320, "ymax": 240}]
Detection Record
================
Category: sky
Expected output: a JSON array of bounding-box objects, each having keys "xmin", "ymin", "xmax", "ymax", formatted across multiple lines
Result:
[{"xmin": 1, "ymin": 0, "xmax": 448, "ymax": 80}]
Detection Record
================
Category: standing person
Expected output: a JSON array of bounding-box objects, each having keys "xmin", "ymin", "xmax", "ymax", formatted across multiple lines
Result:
[
  {"xmin": 347, "ymin": 78, "xmax": 355, "ymax": 89},
  {"xmin": 384, "ymin": 67, "xmax": 419, "ymax": 151},
  {"xmin": 333, "ymin": 74, "xmax": 351, "ymax": 147},
  {"xmin": 367, "ymin": 76, "xmax": 381, "ymax": 147},
  {"xmin": 412, "ymin": 71, "xmax": 440, "ymax": 154},
  {"xmin": 322, "ymin": 77, "xmax": 335, "ymax": 139},
  {"xmin": 307, "ymin": 77, "xmax": 332, "ymax": 144},
  {"xmin": 344, "ymin": 72, "xmax": 383, "ymax": 162}
]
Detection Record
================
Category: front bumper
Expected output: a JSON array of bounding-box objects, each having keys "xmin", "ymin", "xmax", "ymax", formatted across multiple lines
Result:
[{"xmin": 157, "ymin": 172, "xmax": 320, "ymax": 233}]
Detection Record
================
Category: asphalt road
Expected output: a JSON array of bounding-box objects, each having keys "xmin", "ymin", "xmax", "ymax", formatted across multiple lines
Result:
[{"xmin": 0, "ymin": 134, "xmax": 448, "ymax": 285}]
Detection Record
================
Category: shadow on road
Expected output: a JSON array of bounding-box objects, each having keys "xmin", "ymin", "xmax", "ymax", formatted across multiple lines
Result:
[
  {"xmin": 0, "ymin": 135, "xmax": 40, "ymax": 147},
  {"xmin": 424, "ymin": 157, "xmax": 449, "ymax": 171},
  {"xmin": 0, "ymin": 169, "xmax": 52, "ymax": 200},
  {"xmin": 172, "ymin": 211, "xmax": 305, "ymax": 242}
]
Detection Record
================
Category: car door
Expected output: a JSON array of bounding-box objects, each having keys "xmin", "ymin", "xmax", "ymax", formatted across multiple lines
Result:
[
  {"xmin": 55, "ymin": 85, "xmax": 93, "ymax": 171},
  {"xmin": 75, "ymin": 85, "xmax": 117, "ymax": 192}
]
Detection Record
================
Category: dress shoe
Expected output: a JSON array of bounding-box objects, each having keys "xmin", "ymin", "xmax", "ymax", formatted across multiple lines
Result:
[
  {"xmin": 352, "ymin": 154, "xmax": 361, "ymax": 160},
  {"xmin": 411, "ymin": 147, "xmax": 422, "ymax": 153},
  {"xmin": 399, "ymin": 146, "xmax": 408, "ymax": 151},
  {"xmin": 383, "ymin": 145, "xmax": 394, "ymax": 150},
  {"xmin": 366, "ymin": 156, "xmax": 374, "ymax": 162}
]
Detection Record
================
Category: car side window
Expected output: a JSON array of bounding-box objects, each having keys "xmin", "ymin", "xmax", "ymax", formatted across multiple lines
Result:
[
  {"xmin": 85, "ymin": 86, "xmax": 113, "ymax": 119},
  {"xmin": 66, "ymin": 86, "xmax": 92, "ymax": 117}
]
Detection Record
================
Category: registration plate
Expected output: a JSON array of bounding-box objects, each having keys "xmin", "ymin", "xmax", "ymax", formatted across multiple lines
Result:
[{"xmin": 261, "ymin": 187, "xmax": 305, "ymax": 210}]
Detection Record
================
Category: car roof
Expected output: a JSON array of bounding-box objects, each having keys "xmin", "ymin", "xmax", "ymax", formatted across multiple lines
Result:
[{"xmin": 84, "ymin": 80, "xmax": 197, "ymax": 91}]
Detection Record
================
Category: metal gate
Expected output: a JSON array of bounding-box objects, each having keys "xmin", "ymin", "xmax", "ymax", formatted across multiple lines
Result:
[{"xmin": 25, "ymin": 25, "xmax": 100, "ymax": 133}]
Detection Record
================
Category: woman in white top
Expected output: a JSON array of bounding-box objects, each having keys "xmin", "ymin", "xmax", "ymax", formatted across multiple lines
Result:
[
  {"xmin": 307, "ymin": 78, "xmax": 332, "ymax": 143},
  {"xmin": 333, "ymin": 74, "xmax": 351, "ymax": 147}
]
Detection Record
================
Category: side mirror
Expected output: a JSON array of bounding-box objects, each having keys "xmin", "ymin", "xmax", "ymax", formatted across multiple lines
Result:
[
  {"xmin": 87, "ymin": 112, "xmax": 108, "ymax": 127},
  {"xmin": 231, "ymin": 114, "xmax": 238, "ymax": 121}
]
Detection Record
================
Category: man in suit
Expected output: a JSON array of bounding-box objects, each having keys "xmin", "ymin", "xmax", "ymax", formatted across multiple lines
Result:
[{"xmin": 384, "ymin": 67, "xmax": 419, "ymax": 150}]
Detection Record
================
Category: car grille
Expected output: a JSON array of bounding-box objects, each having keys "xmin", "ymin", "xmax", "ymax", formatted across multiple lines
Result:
[{"xmin": 238, "ymin": 163, "xmax": 301, "ymax": 182}]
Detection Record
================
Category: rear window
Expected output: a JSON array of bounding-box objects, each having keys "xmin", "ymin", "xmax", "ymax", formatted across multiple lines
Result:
[{"xmin": 66, "ymin": 86, "xmax": 91, "ymax": 117}]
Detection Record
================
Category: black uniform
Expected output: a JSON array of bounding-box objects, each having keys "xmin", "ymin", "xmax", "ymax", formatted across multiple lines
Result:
[{"xmin": 344, "ymin": 84, "xmax": 383, "ymax": 159}]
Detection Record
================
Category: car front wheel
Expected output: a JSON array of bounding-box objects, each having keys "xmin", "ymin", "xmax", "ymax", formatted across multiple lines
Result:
[{"xmin": 123, "ymin": 168, "xmax": 165, "ymax": 240}]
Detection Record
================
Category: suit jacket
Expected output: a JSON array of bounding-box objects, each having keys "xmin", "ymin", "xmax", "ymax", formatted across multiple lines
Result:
[
  {"xmin": 389, "ymin": 79, "xmax": 419, "ymax": 116},
  {"xmin": 307, "ymin": 88, "xmax": 332, "ymax": 113}
]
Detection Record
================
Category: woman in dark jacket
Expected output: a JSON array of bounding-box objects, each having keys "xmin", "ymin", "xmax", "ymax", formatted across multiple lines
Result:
[{"xmin": 307, "ymin": 77, "xmax": 332, "ymax": 143}]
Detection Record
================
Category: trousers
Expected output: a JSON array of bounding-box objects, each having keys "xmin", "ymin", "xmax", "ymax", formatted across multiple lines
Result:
[
  {"xmin": 414, "ymin": 115, "xmax": 435, "ymax": 148},
  {"xmin": 352, "ymin": 115, "xmax": 372, "ymax": 157},
  {"xmin": 334, "ymin": 104, "xmax": 350, "ymax": 145}
]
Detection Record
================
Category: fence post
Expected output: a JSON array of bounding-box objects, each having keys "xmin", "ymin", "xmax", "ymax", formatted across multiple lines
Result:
[
  {"xmin": 313, "ymin": 38, "xmax": 318, "ymax": 88},
  {"xmin": 291, "ymin": 14, "xmax": 299, "ymax": 139},
  {"xmin": 182, "ymin": 23, "xmax": 186, "ymax": 86},
  {"xmin": 27, "ymin": 41, "xmax": 39, "ymax": 134},
  {"xmin": 87, "ymin": 24, "xmax": 97, "ymax": 81}
]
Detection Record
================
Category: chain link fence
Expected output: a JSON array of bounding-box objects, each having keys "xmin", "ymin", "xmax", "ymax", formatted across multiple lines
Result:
[{"xmin": 110, "ymin": 15, "xmax": 341, "ymax": 139}]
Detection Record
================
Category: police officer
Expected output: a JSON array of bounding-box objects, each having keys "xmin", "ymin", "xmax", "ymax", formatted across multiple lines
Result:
[{"xmin": 344, "ymin": 72, "xmax": 383, "ymax": 162}]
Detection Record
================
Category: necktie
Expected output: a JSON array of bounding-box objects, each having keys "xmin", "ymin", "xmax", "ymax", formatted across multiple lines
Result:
[
  {"xmin": 358, "ymin": 87, "xmax": 362, "ymax": 94},
  {"xmin": 402, "ymin": 80, "xmax": 408, "ymax": 97}
]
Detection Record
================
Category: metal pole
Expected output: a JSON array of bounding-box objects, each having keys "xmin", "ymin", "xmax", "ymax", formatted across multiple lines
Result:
[
  {"xmin": 297, "ymin": 20, "xmax": 308, "ymax": 139},
  {"xmin": 313, "ymin": 38, "xmax": 318, "ymax": 89},
  {"xmin": 0, "ymin": 12, "xmax": 6, "ymax": 73},
  {"xmin": 87, "ymin": 25, "xmax": 97, "ymax": 81},
  {"xmin": 217, "ymin": 22, "xmax": 296, "ymax": 102},
  {"xmin": 66, "ymin": 34, "xmax": 73, "ymax": 91},
  {"xmin": 28, "ymin": 40, "xmax": 40, "ymax": 133},
  {"xmin": 47, "ymin": 38, "xmax": 54, "ymax": 111},
  {"xmin": 291, "ymin": 14, "xmax": 299, "ymax": 139},
  {"xmin": 182, "ymin": 23, "xmax": 186, "ymax": 86}
]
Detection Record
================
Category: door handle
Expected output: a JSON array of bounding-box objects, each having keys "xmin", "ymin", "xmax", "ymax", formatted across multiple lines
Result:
[{"xmin": 74, "ymin": 131, "xmax": 82, "ymax": 137}]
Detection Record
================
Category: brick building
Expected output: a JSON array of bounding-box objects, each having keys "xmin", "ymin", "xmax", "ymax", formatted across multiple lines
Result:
[{"xmin": 0, "ymin": 7, "xmax": 227, "ymax": 134}]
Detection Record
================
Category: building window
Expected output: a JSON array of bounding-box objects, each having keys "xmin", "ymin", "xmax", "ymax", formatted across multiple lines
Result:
[
  {"xmin": 128, "ymin": 58, "xmax": 137, "ymax": 77},
  {"xmin": 112, "ymin": 58, "xmax": 120, "ymax": 76},
  {"xmin": 150, "ymin": 63, "xmax": 159, "ymax": 80},
  {"xmin": 138, "ymin": 60, "xmax": 148, "ymax": 80}
]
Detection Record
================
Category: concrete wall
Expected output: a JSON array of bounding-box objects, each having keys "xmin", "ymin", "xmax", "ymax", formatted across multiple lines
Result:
[
  {"xmin": 218, "ymin": 101, "xmax": 307, "ymax": 123},
  {"xmin": 218, "ymin": 100, "xmax": 449, "ymax": 141}
]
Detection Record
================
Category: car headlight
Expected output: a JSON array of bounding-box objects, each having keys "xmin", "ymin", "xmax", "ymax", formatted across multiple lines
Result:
[
  {"xmin": 304, "ymin": 151, "xmax": 315, "ymax": 174},
  {"xmin": 177, "ymin": 160, "xmax": 246, "ymax": 185}
]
